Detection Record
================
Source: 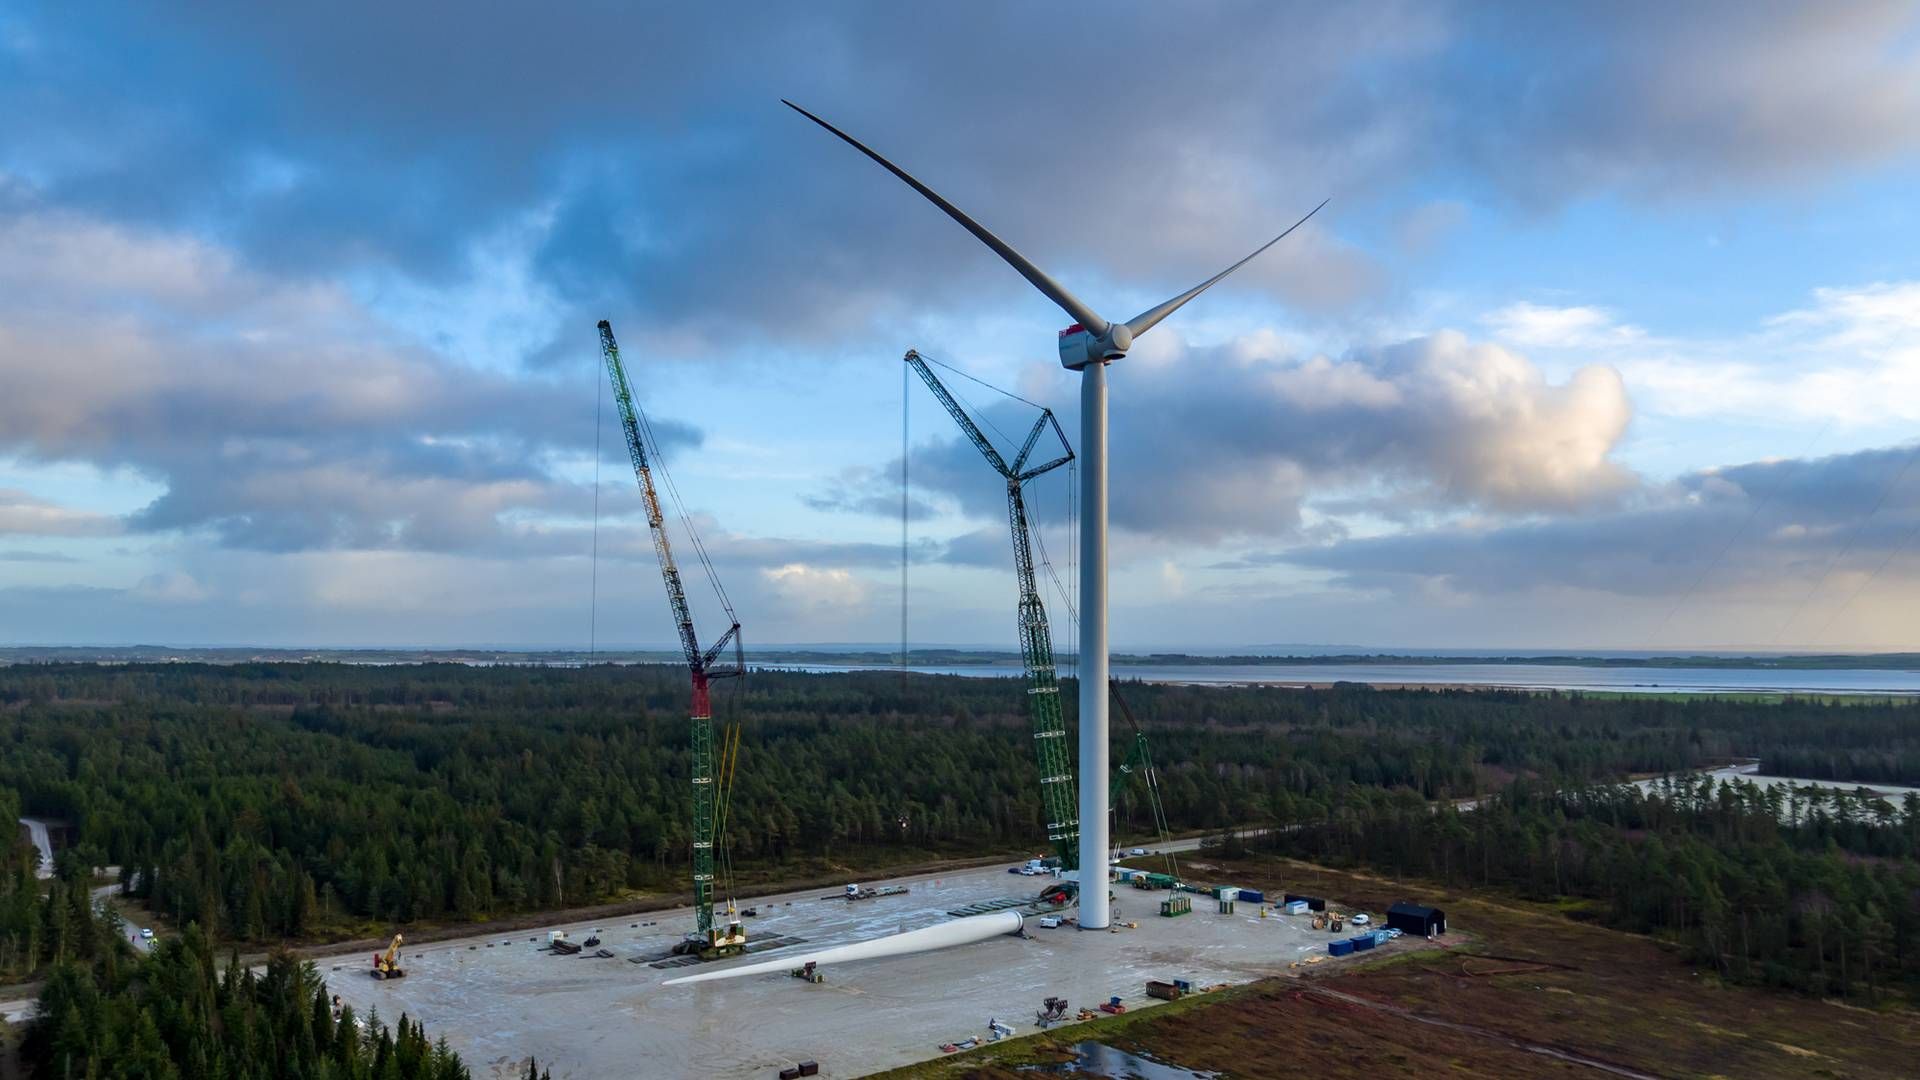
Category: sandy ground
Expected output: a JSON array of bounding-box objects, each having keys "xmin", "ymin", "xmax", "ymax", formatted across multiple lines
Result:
[{"xmin": 325, "ymin": 857, "xmax": 1373, "ymax": 1079}]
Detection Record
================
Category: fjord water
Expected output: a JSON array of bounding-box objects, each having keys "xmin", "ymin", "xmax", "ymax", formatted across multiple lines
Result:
[{"xmin": 760, "ymin": 660, "xmax": 1920, "ymax": 695}]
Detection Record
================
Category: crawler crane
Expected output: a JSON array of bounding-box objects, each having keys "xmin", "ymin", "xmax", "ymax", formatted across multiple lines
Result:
[
  {"xmin": 600, "ymin": 321, "xmax": 747, "ymax": 959},
  {"xmin": 905, "ymin": 351, "xmax": 1080, "ymax": 868}
]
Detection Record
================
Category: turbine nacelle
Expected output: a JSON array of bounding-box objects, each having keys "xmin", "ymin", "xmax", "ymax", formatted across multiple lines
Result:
[{"xmin": 1057, "ymin": 323, "xmax": 1131, "ymax": 369}]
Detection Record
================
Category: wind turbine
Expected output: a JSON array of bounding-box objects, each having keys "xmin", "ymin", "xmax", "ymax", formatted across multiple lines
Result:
[{"xmin": 786, "ymin": 99, "xmax": 1324, "ymax": 931}]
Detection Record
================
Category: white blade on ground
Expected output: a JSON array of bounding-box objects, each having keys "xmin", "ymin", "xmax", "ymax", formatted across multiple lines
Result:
[
  {"xmin": 661, "ymin": 909, "xmax": 1024, "ymax": 986},
  {"xmin": 1123, "ymin": 198, "xmax": 1329, "ymax": 340},
  {"xmin": 783, "ymin": 100, "xmax": 1110, "ymax": 336}
]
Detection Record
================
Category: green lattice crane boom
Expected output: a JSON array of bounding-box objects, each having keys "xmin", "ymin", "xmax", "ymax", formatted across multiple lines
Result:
[
  {"xmin": 599, "ymin": 320, "xmax": 745, "ymax": 957},
  {"xmin": 1110, "ymin": 690, "xmax": 1180, "ymax": 881},
  {"xmin": 903, "ymin": 351, "xmax": 1082, "ymax": 868}
]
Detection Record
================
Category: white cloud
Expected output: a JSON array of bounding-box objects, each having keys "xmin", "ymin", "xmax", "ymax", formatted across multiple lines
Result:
[
  {"xmin": 1483, "ymin": 303, "xmax": 1647, "ymax": 350},
  {"xmin": 1589, "ymin": 281, "xmax": 1920, "ymax": 425},
  {"xmin": 761, "ymin": 563, "xmax": 869, "ymax": 612},
  {"xmin": 0, "ymin": 204, "xmax": 693, "ymax": 555},
  {"xmin": 821, "ymin": 326, "xmax": 1638, "ymax": 549},
  {"xmin": 0, "ymin": 489, "xmax": 121, "ymax": 537}
]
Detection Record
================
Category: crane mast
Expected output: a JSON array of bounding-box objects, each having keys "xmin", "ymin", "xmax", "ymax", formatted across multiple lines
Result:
[
  {"xmin": 599, "ymin": 321, "xmax": 745, "ymax": 958},
  {"xmin": 904, "ymin": 351, "xmax": 1082, "ymax": 868}
]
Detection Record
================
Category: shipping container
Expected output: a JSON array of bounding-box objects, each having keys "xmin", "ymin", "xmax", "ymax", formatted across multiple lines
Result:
[
  {"xmin": 1350, "ymin": 935, "xmax": 1375, "ymax": 951},
  {"xmin": 1215, "ymin": 886, "xmax": 1240, "ymax": 901},
  {"xmin": 1237, "ymin": 888, "xmax": 1265, "ymax": 904},
  {"xmin": 1328, "ymin": 939, "xmax": 1355, "ymax": 957},
  {"xmin": 1283, "ymin": 900, "xmax": 1309, "ymax": 915},
  {"xmin": 1386, "ymin": 902, "xmax": 1446, "ymax": 936}
]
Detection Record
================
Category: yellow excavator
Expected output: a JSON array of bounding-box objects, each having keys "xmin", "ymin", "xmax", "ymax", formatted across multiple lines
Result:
[{"xmin": 370, "ymin": 933, "xmax": 405, "ymax": 980}]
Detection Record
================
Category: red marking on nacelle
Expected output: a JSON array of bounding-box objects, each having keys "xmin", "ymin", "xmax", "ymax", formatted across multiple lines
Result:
[{"xmin": 1058, "ymin": 324, "xmax": 1084, "ymax": 337}]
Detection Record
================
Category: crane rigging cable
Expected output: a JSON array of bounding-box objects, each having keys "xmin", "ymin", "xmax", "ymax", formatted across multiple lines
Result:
[
  {"xmin": 901, "ymin": 357, "xmax": 909, "ymax": 680},
  {"xmin": 634, "ymin": 400, "xmax": 736, "ymax": 621},
  {"xmin": 590, "ymin": 344, "xmax": 606, "ymax": 658},
  {"xmin": 907, "ymin": 350, "xmax": 1083, "ymax": 631}
]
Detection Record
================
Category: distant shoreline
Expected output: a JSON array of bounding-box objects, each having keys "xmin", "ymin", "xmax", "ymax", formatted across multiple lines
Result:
[{"xmin": 4, "ymin": 645, "xmax": 1920, "ymax": 671}]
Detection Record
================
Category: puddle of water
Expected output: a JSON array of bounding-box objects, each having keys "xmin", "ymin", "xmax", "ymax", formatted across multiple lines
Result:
[{"xmin": 1021, "ymin": 1041, "xmax": 1219, "ymax": 1079}]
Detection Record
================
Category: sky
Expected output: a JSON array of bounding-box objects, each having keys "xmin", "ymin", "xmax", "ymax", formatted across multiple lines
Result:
[{"xmin": 3, "ymin": 2, "xmax": 1920, "ymax": 652}]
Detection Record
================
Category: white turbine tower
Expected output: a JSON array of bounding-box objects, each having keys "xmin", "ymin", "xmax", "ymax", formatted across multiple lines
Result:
[{"xmin": 787, "ymin": 100, "xmax": 1323, "ymax": 930}]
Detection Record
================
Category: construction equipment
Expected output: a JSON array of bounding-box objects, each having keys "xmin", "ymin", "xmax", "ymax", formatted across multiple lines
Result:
[
  {"xmin": 1109, "ymin": 691, "xmax": 1182, "ymax": 884},
  {"xmin": 599, "ymin": 321, "xmax": 748, "ymax": 961},
  {"xmin": 905, "ymin": 350, "xmax": 1079, "ymax": 868},
  {"xmin": 370, "ymin": 934, "xmax": 405, "ymax": 979},
  {"xmin": 903, "ymin": 351, "xmax": 1183, "ymax": 887},
  {"xmin": 837, "ymin": 884, "xmax": 911, "ymax": 901}
]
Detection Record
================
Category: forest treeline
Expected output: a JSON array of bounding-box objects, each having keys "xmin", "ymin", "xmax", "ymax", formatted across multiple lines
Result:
[
  {"xmin": 0, "ymin": 784, "xmax": 121, "ymax": 982},
  {"xmin": 3, "ymin": 841, "xmax": 470, "ymax": 1076},
  {"xmin": 2, "ymin": 663, "xmax": 1917, "ymax": 941},
  {"xmin": 29, "ymin": 922, "xmax": 469, "ymax": 1079},
  {"xmin": 0, "ymin": 804, "xmax": 472, "ymax": 1077},
  {"xmin": 1264, "ymin": 775, "xmax": 1920, "ymax": 999}
]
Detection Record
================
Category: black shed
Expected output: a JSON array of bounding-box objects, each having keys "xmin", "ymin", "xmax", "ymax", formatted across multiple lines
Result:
[{"xmin": 1387, "ymin": 902, "xmax": 1445, "ymax": 937}]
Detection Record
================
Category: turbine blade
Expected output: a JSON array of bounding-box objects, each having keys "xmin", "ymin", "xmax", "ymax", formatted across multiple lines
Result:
[
  {"xmin": 1124, "ymin": 198, "xmax": 1328, "ymax": 340},
  {"xmin": 783, "ymin": 100, "xmax": 1110, "ymax": 336}
]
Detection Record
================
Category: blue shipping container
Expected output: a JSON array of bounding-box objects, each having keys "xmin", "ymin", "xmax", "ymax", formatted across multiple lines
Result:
[
  {"xmin": 1350, "ymin": 935, "xmax": 1376, "ymax": 951},
  {"xmin": 1238, "ymin": 889, "xmax": 1265, "ymax": 904},
  {"xmin": 1328, "ymin": 940, "xmax": 1354, "ymax": 957},
  {"xmin": 1373, "ymin": 931, "xmax": 1392, "ymax": 946}
]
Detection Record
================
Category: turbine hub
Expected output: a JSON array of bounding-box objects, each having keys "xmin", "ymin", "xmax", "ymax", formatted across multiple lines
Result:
[{"xmin": 1105, "ymin": 323, "xmax": 1132, "ymax": 356}]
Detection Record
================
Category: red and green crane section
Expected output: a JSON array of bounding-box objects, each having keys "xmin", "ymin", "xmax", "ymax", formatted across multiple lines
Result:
[{"xmin": 600, "ymin": 321, "xmax": 747, "ymax": 959}]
